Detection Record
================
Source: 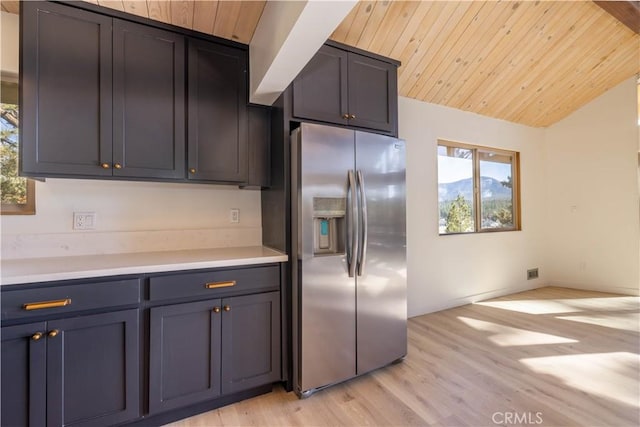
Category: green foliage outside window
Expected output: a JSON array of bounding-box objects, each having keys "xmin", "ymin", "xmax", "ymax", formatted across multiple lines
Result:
[
  {"xmin": 1, "ymin": 101, "xmax": 26, "ymax": 204},
  {"xmin": 1, "ymin": 79, "xmax": 34, "ymax": 214}
]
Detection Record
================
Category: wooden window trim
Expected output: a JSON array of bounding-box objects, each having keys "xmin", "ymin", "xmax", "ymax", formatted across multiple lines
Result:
[
  {"xmin": 1, "ymin": 179, "xmax": 36, "ymax": 215},
  {"xmin": 438, "ymin": 139, "xmax": 521, "ymax": 235}
]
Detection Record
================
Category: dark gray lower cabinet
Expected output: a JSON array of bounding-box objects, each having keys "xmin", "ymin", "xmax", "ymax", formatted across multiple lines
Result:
[
  {"xmin": 149, "ymin": 292, "xmax": 280, "ymax": 414},
  {"xmin": 1, "ymin": 322, "xmax": 47, "ymax": 427},
  {"xmin": 149, "ymin": 299, "xmax": 222, "ymax": 413},
  {"xmin": 0, "ymin": 310, "xmax": 140, "ymax": 427},
  {"xmin": 221, "ymin": 292, "xmax": 280, "ymax": 394},
  {"xmin": 47, "ymin": 310, "xmax": 140, "ymax": 427}
]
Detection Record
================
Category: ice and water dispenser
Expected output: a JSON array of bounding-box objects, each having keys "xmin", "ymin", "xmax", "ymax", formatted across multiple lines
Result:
[{"xmin": 312, "ymin": 197, "xmax": 346, "ymax": 256}]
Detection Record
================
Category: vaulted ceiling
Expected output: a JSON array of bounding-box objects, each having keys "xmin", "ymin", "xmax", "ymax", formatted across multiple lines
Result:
[{"xmin": 2, "ymin": 0, "xmax": 638, "ymax": 128}]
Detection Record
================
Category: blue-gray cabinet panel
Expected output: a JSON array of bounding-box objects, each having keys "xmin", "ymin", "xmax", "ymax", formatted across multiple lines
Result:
[
  {"xmin": 347, "ymin": 53, "xmax": 397, "ymax": 134},
  {"xmin": 1, "ymin": 278, "xmax": 140, "ymax": 321},
  {"xmin": 292, "ymin": 45, "xmax": 349, "ymax": 126},
  {"xmin": 148, "ymin": 265, "xmax": 279, "ymax": 302},
  {"xmin": 149, "ymin": 299, "xmax": 222, "ymax": 414},
  {"xmin": 187, "ymin": 39, "xmax": 248, "ymax": 183},
  {"xmin": 1, "ymin": 322, "xmax": 47, "ymax": 427},
  {"xmin": 113, "ymin": 20, "xmax": 185, "ymax": 179},
  {"xmin": 46, "ymin": 309, "xmax": 140, "ymax": 427},
  {"xmin": 221, "ymin": 292, "xmax": 281, "ymax": 395},
  {"xmin": 291, "ymin": 43, "xmax": 398, "ymax": 135},
  {"xmin": 21, "ymin": 1, "xmax": 113, "ymax": 177}
]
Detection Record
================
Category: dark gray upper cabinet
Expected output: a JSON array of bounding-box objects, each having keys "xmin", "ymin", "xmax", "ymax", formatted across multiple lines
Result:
[
  {"xmin": 187, "ymin": 39, "xmax": 248, "ymax": 183},
  {"xmin": 112, "ymin": 20, "xmax": 185, "ymax": 179},
  {"xmin": 246, "ymin": 105, "xmax": 272, "ymax": 188},
  {"xmin": 292, "ymin": 43, "xmax": 398, "ymax": 135},
  {"xmin": 21, "ymin": 1, "xmax": 113, "ymax": 177},
  {"xmin": 346, "ymin": 53, "xmax": 398, "ymax": 134},
  {"xmin": 21, "ymin": 2, "xmax": 186, "ymax": 180},
  {"xmin": 293, "ymin": 46, "xmax": 349, "ymax": 127}
]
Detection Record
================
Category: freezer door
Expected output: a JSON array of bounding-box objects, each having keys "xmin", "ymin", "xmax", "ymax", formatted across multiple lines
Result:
[
  {"xmin": 293, "ymin": 123, "xmax": 357, "ymax": 393},
  {"xmin": 355, "ymin": 132, "xmax": 407, "ymax": 375}
]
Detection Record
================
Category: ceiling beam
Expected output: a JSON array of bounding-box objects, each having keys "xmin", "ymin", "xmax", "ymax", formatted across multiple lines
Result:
[
  {"xmin": 249, "ymin": 0, "xmax": 357, "ymax": 106},
  {"xmin": 594, "ymin": 1, "xmax": 640, "ymax": 34}
]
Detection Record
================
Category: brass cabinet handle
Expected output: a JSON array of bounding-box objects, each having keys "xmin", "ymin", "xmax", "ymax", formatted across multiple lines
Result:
[
  {"xmin": 48, "ymin": 329, "xmax": 59, "ymax": 338},
  {"xmin": 349, "ymin": 114, "xmax": 356, "ymax": 119},
  {"xmin": 100, "ymin": 163, "xmax": 110, "ymax": 169},
  {"xmin": 189, "ymin": 168, "xmax": 196, "ymax": 174},
  {"xmin": 342, "ymin": 113, "xmax": 350, "ymax": 119},
  {"xmin": 23, "ymin": 298, "xmax": 72, "ymax": 311},
  {"xmin": 213, "ymin": 307, "xmax": 221, "ymax": 313},
  {"xmin": 113, "ymin": 163, "xmax": 122, "ymax": 169},
  {"xmin": 205, "ymin": 280, "xmax": 236, "ymax": 289},
  {"xmin": 223, "ymin": 305, "xmax": 231, "ymax": 312},
  {"xmin": 32, "ymin": 332, "xmax": 43, "ymax": 341}
]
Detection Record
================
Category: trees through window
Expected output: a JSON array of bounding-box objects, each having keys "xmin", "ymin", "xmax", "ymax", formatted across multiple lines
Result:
[
  {"xmin": 1, "ymin": 77, "xmax": 35, "ymax": 215},
  {"xmin": 437, "ymin": 140, "xmax": 520, "ymax": 234}
]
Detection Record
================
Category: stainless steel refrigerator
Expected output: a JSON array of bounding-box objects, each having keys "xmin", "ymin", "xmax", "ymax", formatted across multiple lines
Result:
[{"xmin": 291, "ymin": 122, "xmax": 407, "ymax": 397}]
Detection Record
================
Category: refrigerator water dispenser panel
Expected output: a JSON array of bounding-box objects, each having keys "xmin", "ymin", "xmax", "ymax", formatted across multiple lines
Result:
[{"xmin": 312, "ymin": 197, "xmax": 346, "ymax": 256}]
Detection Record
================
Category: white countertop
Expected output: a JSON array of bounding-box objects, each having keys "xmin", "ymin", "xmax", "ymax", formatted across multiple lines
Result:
[{"xmin": 1, "ymin": 246, "xmax": 288, "ymax": 286}]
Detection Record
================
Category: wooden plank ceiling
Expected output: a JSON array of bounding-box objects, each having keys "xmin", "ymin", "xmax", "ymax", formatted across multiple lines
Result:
[
  {"xmin": 330, "ymin": 0, "xmax": 640, "ymax": 127},
  {"xmin": 2, "ymin": 1, "xmax": 638, "ymax": 128}
]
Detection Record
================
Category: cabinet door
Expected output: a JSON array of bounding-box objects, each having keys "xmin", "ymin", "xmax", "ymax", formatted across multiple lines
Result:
[
  {"xmin": 187, "ymin": 40, "xmax": 248, "ymax": 183},
  {"xmin": 347, "ymin": 53, "xmax": 398, "ymax": 134},
  {"xmin": 113, "ymin": 20, "xmax": 185, "ymax": 179},
  {"xmin": 221, "ymin": 292, "xmax": 281, "ymax": 395},
  {"xmin": 21, "ymin": 1, "xmax": 113, "ymax": 177},
  {"xmin": 149, "ymin": 299, "xmax": 222, "ymax": 413},
  {"xmin": 246, "ymin": 105, "xmax": 271, "ymax": 188},
  {"xmin": 46, "ymin": 310, "xmax": 140, "ymax": 427},
  {"xmin": 292, "ymin": 45, "xmax": 349, "ymax": 126},
  {"xmin": 1, "ymin": 323, "xmax": 47, "ymax": 427}
]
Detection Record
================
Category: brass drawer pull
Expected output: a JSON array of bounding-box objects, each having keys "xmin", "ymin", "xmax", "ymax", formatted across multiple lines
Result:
[
  {"xmin": 23, "ymin": 298, "xmax": 72, "ymax": 311},
  {"xmin": 205, "ymin": 280, "xmax": 236, "ymax": 289}
]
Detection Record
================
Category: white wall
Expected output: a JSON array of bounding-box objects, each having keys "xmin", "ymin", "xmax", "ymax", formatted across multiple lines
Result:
[
  {"xmin": 2, "ymin": 179, "xmax": 261, "ymax": 234},
  {"xmin": 544, "ymin": 77, "xmax": 640, "ymax": 295},
  {"xmin": 1, "ymin": 11, "xmax": 19, "ymax": 75},
  {"xmin": 0, "ymin": 179, "xmax": 262, "ymax": 258},
  {"xmin": 400, "ymin": 97, "xmax": 547, "ymax": 317}
]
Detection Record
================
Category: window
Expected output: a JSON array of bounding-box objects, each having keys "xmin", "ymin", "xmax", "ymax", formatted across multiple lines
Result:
[
  {"xmin": 1, "ymin": 77, "xmax": 35, "ymax": 215},
  {"xmin": 438, "ymin": 140, "xmax": 520, "ymax": 234}
]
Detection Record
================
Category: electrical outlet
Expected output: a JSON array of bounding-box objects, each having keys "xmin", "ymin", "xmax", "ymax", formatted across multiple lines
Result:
[
  {"xmin": 73, "ymin": 212, "xmax": 96, "ymax": 230},
  {"xmin": 527, "ymin": 268, "xmax": 539, "ymax": 280},
  {"xmin": 230, "ymin": 208, "xmax": 240, "ymax": 223}
]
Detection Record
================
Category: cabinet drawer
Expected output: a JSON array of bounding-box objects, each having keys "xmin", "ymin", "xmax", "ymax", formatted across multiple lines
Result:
[
  {"xmin": 149, "ymin": 265, "xmax": 280, "ymax": 301},
  {"xmin": 1, "ymin": 279, "xmax": 140, "ymax": 321}
]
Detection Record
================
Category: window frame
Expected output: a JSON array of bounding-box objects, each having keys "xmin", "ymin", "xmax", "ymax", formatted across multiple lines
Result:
[
  {"xmin": 1, "ymin": 74, "xmax": 36, "ymax": 215},
  {"xmin": 1, "ymin": 179, "xmax": 35, "ymax": 215},
  {"xmin": 437, "ymin": 139, "xmax": 521, "ymax": 235}
]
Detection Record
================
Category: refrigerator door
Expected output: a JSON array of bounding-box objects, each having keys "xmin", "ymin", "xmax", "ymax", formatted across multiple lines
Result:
[
  {"xmin": 355, "ymin": 131, "xmax": 407, "ymax": 374},
  {"xmin": 292, "ymin": 123, "xmax": 357, "ymax": 394}
]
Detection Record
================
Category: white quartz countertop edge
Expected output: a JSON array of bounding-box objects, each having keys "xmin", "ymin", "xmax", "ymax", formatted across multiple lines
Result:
[{"xmin": 1, "ymin": 246, "xmax": 288, "ymax": 286}]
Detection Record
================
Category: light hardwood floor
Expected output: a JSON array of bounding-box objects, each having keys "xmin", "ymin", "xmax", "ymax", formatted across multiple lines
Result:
[{"xmin": 167, "ymin": 287, "xmax": 639, "ymax": 427}]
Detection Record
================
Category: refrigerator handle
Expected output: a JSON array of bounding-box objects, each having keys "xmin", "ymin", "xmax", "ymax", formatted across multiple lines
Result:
[
  {"xmin": 356, "ymin": 170, "xmax": 368, "ymax": 276},
  {"xmin": 347, "ymin": 170, "xmax": 358, "ymax": 278}
]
